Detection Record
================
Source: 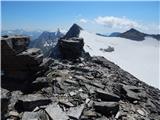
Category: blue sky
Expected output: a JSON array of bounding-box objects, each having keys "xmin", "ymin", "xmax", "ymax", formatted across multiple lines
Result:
[{"xmin": 1, "ymin": 1, "xmax": 159, "ymax": 33}]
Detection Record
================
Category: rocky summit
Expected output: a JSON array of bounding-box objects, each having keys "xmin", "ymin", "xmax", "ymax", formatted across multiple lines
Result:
[{"xmin": 1, "ymin": 27, "xmax": 160, "ymax": 120}]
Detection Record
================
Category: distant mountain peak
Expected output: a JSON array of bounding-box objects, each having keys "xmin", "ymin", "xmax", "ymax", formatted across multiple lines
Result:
[
  {"xmin": 118, "ymin": 28, "xmax": 160, "ymax": 41},
  {"xmin": 118, "ymin": 28, "xmax": 146, "ymax": 41},
  {"xmin": 72, "ymin": 23, "xmax": 83, "ymax": 30},
  {"xmin": 63, "ymin": 23, "xmax": 83, "ymax": 39},
  {"xmin": 127, "ymin": 28, "xmax": 142, "ymax": 33},
  {"xmin": 129, "ymin": 28, "xmax": 138, "ymax": 31}
]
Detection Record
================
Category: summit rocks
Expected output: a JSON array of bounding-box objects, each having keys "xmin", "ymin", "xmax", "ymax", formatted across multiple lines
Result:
[
  {"xmin": 1, "ymin": 25, "xmax": 160, "ymax": 120},
  {"xmin": 1, "ymin": 55, "xmax": 160, "ymax": 120}
]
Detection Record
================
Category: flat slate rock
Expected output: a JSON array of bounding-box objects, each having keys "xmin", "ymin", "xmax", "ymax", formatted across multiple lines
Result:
[
  {"xmin": 67, "ymin": 104, "xmax": 85, "ymax": 120},
  {"xmin": 22, "ymin": 110, "xmax": 49, "ymax": 120},
  {"xmin": 15, "ymin": 94, "xmax": 52, "ymax": 112},
  {"xmin": 95, "ymin": 89, "xmax": 120, "ymax": 102},
  {"xmin": 122, "ymin": 85, "xmax": 144, "ymax": 102},
  {"xmin": 45, "ymin": 103, "xmax": 69, "ymax": 120}
]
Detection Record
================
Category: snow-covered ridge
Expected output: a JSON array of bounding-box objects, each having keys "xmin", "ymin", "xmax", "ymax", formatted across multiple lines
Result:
[{"xmin": 80, "ymin": 30, "xmax": 160, "ymax": 88}]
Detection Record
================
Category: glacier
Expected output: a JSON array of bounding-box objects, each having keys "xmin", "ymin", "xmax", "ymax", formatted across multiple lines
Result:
[{"xmin": 80, "ymin": 30, "xmax": 160, "ymax": 89}]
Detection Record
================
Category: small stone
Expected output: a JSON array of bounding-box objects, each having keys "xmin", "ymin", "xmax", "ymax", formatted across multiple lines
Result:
[
  {"xmin": 83, "ymin": 110, "xmax": 97, "ymax": 117},
  {"xmin": 115, "ymin": 111, "xmax": 120, "ymax": 119},
  {"xmin": 85, "ymin": 98, "xmax": 90, "ymax": 104},
  {"xmin": 59, "ymin": 101, "xmax": 74, "ymax": 108},
  {"xmin": 64, "ymin": 79, "xmax": 78, "ymax": 86},
  {"xmin": 133, "ymin": 101, "xmax": 138, "ymax": 104},
  {"xmin": 9, "ymin": 111, "xmax": 19, "ymax": 117},
  {"xmin": 80, "ymin": 93, "xmax": 88, "ymax": 100},
  {"xmin": 136, "ymin": 109, "xmax": 146, "ymax": 116},
  {"xmin": 79, "ymin": 88, "xmax": 83, "ymax": 92},
  {"xmin": 69, "ymin": 91, "xmax": 77, "ymax": 96}
]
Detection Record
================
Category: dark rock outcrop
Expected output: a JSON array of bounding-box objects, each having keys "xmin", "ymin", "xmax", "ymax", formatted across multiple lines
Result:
[
  {"xmin": 59, "ymin": 37, "xmax": 84, "ymax": 59},
  {"xmin": 50, "ymin": 24, "xmax": 85, "ymax": 59},
  {"xmin": 1, "ymin": 35, "xmax": 52, "ymax": 91}
]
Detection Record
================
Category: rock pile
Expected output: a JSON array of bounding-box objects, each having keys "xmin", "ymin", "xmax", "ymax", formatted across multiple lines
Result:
[
  {"xmin": 1, "ymin": 35, "xmax": 52, "ymax": 91},
  {"xmin": 1, "ymin": 32, "xmax": 160, "ymax": 120},
  {"xmin": 1, "ymin": 55, "xmax": 160, "ymax": 120}
]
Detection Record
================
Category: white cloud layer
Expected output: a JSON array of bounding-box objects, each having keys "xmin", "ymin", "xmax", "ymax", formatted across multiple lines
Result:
[
  {"xmin": 78, "ymin": 16, "xmax": 159, "ymax": 34},
  {"xmin": 94, "ymin": 16, "xmax": 140, "ymax": 29},
  {"xmin": 79, "ymin": 19, "xmax": 88, "ymax": 23}
]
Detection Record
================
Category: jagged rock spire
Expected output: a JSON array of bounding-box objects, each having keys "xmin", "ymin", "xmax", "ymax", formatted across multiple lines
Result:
[{"xmin": 63, "ymin": 23, "xmax": 83, "ymax": 39}]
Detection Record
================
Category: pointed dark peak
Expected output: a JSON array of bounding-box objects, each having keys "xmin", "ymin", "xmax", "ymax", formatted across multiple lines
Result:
[
  {"xmin": 63, "ymin": 23, "xmax": 83, "ymax": 39},
  {"xmin": 129, "ymin": 28, "xmax": 138, "ymax": 31},
  {"xmin": 71, "ymin": 23, "xmax": 83, "ymax": 30},
  {"xmin": 127, "ymin": 28, "xmax": 142, "ymax": 34}
]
